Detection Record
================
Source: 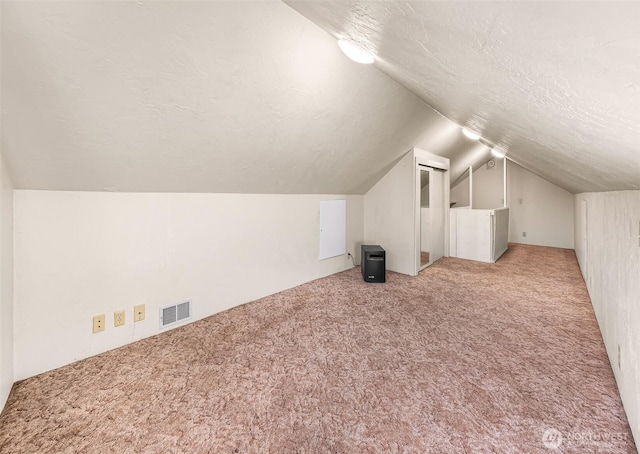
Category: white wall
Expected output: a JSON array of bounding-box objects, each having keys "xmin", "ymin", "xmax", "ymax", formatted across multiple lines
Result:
[
  {"xmin": 508, "ymin": 161, "xmax": 574, "ymax": 248},
  {"xmin": 450, "ymin": 171, "xmax": 470, "ymax": 208},
  {"xmin": 472, "ymin": 159, "xmax": 504, "ymax": 209},
  {"xmin": 364, "ymin": 148, "xmax": 449, "ymax": 276},
  {"xmin": 14, "ymin": 191, "xmax": 364, "ymax": 380},
  {"xmin": 450, "ymin": 159, "xmax": 504, "ymax": 210},
  {"xmin": 450, "ymin": 160, "xmax": 573, "ymax": 248},
  {"xmin": 0, "ymin": 155, "xmax": 14, "ymax": 412},
  {"xmin": 364, "ymin": 152, "xmax": 415, "ymax": 275},
  {"xmin": 450, "ymin": 207, "xmax": 508, "ymax": 263},
  {"xmin": 574, "ymin": 191, "xmax": 640, "ymax": 445}
]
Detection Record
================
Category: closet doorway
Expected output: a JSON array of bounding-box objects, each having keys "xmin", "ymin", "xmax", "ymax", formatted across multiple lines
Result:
[{"xmin": 417, "ymin": 165, "xmax": 446, "ymax": 271}]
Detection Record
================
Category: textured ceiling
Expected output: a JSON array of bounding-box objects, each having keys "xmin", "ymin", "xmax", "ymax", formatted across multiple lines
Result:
[
  {"xmin": 3, "ymin": 2, "xmax": 638, "ymax": 195},
  {"xmin": 286, "ymin": 1, "xmax": 640, "ymax": 194},
  {"xmin": 2, "ymin": 1, "xmax": 475, "ymax": 194}
]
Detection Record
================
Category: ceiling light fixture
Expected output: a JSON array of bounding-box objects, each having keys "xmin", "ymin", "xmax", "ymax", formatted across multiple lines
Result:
[
  {"xmin": 338, "ymin": 39, "xmax": 374, "ymax": 64},
  {"xmin": 491, "ymin": 148, "xmax": 506, "ymax": 158},
  {"xmin": 461, "ymin": 128, "xmax": 481, "ymax": 140}
]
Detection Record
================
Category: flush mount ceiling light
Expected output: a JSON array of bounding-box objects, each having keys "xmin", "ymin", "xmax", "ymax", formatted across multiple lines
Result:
[
  {"xmin": 338, "ymin": 39, "xmax": 374, "ymax": 64},
  {"xmin": 461, "ymin": 128, "xmax": 481, "ymax": 140},
  {"xmin": 491, "ymin": 148, "xmax": 507, "ymax": 158}
]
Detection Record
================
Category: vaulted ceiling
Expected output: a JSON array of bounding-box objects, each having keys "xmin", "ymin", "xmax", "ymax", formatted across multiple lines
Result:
[
  {"xmin": 287, "ymin": 1, "xmax": 640, "ymax": 194},
  {"xmin": 2, "ymin": 1, "xmax": 639, "ymax": 194}
]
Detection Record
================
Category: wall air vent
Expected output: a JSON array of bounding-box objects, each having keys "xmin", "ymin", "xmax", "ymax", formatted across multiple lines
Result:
[{"xmin": 160, "ymin": 300, "xmax": 192, "ymax": 329}]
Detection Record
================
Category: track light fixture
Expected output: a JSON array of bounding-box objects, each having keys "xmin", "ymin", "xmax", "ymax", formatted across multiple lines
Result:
[
  {"xmin": 338, "ymin": 39, "xmax": 374, "ymax": 64},
  {"xmin": 461, "ymin": 128, "xmax": 481, "ymax": 140}
]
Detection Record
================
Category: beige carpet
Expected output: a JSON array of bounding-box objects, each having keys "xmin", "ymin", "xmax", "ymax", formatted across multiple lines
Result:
[{"xmin": 0, "ymin": 244, "xmax": 635, "ymax": 453}]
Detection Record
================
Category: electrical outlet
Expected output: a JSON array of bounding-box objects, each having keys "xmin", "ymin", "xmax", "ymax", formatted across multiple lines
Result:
[
  {"xmin": 114, "ymin": 310, "xmax": 125, "ymax": 327},
  {"xmin": 93, "ymin": 314, "xmax": 105, "ymax": 333},
  {"xmin": 134, "ymin": 304, "xmax": 145, "ymax": 322},
  {"xmin": 522, "ymin": 232, "xmax": 527, "ymax": 237}
]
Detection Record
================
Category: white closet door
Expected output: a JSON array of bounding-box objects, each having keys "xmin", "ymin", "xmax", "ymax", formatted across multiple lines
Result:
[{"xmin": 429, "ymin": 168, "xmax": 446, "ymax": 263}]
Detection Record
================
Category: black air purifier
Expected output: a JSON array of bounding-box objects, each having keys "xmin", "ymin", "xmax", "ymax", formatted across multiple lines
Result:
[{"xmin": 361, "ymin": 245, "xmax": 386, "ymax": 283}]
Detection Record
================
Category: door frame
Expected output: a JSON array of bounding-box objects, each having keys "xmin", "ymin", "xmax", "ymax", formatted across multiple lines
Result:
[
  {"xmin": 415, "ymin": 158, "xmax": 450, "ymax": 274},
  {"xmin": 580, "ymin": 199, "xmax": 588, "ymax": 282}
]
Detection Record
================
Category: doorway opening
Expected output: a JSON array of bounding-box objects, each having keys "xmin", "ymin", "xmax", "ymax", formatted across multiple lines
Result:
[{"xmin": 417, "ymin": 164, "xmax": 446, "ymax": 271}]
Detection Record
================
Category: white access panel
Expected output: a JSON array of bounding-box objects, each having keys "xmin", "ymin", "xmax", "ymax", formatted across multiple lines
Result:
[{"xmin": 319, "ymin": 199, "xmax": 346, "ymax": 260}]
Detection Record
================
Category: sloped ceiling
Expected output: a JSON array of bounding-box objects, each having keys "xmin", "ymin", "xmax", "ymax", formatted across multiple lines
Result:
[
  {"xmin": 2, "ymin": 0, "xmax": 481, "ymax": 195},
  {"xmin": 2, "ymin": 2, "xmax": 638, "ymax": 195},
  {"xmin": 287, "ymin": 1, "xmax": 640, "ymax": 194}
]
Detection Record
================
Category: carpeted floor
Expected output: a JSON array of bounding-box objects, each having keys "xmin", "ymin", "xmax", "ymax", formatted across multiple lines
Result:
[{"xmin": 0, "ymin": 244, "xmax": 636, "ymax": 453}]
